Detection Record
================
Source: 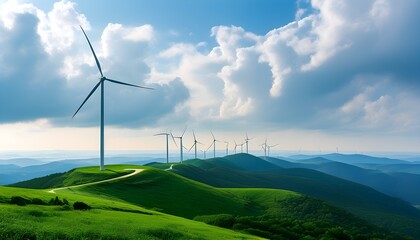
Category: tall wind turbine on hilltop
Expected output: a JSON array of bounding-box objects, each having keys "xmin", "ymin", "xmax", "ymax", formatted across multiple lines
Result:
[
  {"xmin": 224, "ymin": 141, "xmax": 229, "ymax": 156},
  {"xmin": 240, "ymin": 142, "xmax": 245, "ymax": 153},
  {"xmin": 171, "ymin": 127, "xmax": 187, "ymax": 163},
  {"xmin": 244, "ymin": 133, "xmax": 253, "ymax": 154},
  {"xmin": 201, "ymin": 150, "xmax": 207, "ymax": 159},
  {"xmin": 208, "ymin": 131, "xmax": 220, "ymax": 158},
  {"xmin": 154, "ymin": 131, "xmax": 170, "ymax": 163},
  {"xmin": 73, "ymin": 26, "xmax": 153, "ymax": 171},
  {"xmin": 206, "ymin": 143, "xmax": 213, "ymax": 159},
  {"xmin": 261, "ymin": 139, "xmax": 267, "ymax": 159},
  {"xmin": 267, "ymin": 144, "xmax": 278, "ymax": 157},
  {"xmin": 188, "ymin": 130, "xmax": 202, "ymax": 159},
  {"xmin": 233, "ymin": 140, "xmax": 239, "ymax": 154}
]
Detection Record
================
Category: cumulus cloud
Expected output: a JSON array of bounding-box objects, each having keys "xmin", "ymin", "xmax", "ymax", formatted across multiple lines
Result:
[
  {"xmin": 0, "ymin": 0, "xmax": 189, "ymax": 128},
  {"xmin": 153, "ymin": 0, "xmax": 420, "ymax": 133},
  {"xmin": 1, "ymin": 0, "xmax": 420, "ymax": 136}
]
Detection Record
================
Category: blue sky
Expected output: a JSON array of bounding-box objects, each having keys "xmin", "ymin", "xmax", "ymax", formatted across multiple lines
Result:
[{"xmin": 0, "ymin": 0, "xmax": 420, "ymax": 154}]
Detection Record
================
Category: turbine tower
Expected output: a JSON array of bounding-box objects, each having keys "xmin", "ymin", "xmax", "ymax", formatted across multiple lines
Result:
[
  {"xmin": 154, "ymin": 131, "xmax": 170, "ymax": 163},
  {"xmin": 73, "ymin": 26, "xmax": 152, "ymax": 171},
  {"xmin": 171, "ymin": 127, "xmax": 187, "ymax": 163},
  {"xmin": 208, "ymin": 131, "xmax": 219, "ymax": 158},
  {"xmin": 224, "ymin": 141, "xmax": 229, "ymax": 156},
  {"xmin": 188, "ymin": 130, "xmax": 202, "ymax": 159},
  {"xmin": 233, "ymin": 140, "xmax": 239, "ymax": 154},
  {"xmin": 240, "ymin": 143, "xmax": 245, "ymax": 153},
  {"xmin": 201, "ymin": 150, "xmax": 207, "ymax": 159},
  {"xmin": 244, "ymin": 133, "xmax": 253, "ymax": 154},
  {"xmin": 261, "ymin": 139, "xmax": 268, "ymax": 159}
]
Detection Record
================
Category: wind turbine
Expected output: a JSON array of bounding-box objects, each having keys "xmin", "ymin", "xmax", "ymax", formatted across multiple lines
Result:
[
  {"xmin": 73, "ymin": 26, "xmax": 152, "ymax": 171},
  {"xmin": 224, "ymin": 141, "xmax": 229, "ymax": 156},
  {"xmin": 233, "ymin": 140, "xmax": 239, "ymax": 154},
  {"xmin": 206, "ymin": 142, "xmax": 213, "ymax": 159},
  {"xmin": 261, "ymin": 139, "xmax": 268, "ymax": 159},
  {"xmin": 171, "ymin": 127, "xmax": 187, "ymax": 163},
  {"xmin": 244, "ymin": 133, "xmax": 253, "ymax": 154},
  {"xmin": 267, "ymin": 144, "xmax": 278, "ymax": 157},
  {"xmin": 240, "ymin": 142, "xmax": 245, "ymax": 153},
  {"xmin": 188, "ymin": 130, "xmax": 202, "ymax": 159},
  {"xmin": 154, "ymin": 131, "xmax": 170, "ymax": 163},
  {"xmin": 201, "ymin": 150, "xmax": 207, "ymax": 159},
  {"xmin": 208, "ymin": 131, "xmax": 220, "ymax": 158}
]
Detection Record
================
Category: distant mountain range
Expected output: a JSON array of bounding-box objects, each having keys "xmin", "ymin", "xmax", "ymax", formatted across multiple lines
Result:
[{"xmin": 0, "ymin": 157, "xmax": 165, "ymax": 185}]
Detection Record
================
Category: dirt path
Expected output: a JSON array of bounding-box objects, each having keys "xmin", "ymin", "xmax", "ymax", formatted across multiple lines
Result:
[
  {"xmin": 47, "ymin": 169, "xmax": 144, "ymax": 193},
  {"xmin": 165, "ymin": 164, "xmax": 174, "ymax": 171}
]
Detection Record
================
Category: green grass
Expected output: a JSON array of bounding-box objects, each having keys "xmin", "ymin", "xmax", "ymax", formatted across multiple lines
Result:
[
  {"xmin": 0, "ymin": 185, "xmax": 262, "ymax": 240},
  {"xmin": 67, "ymin": 167, "xmax": 262, "ymax": 219},
  {"xmin": 0, "ymin": 204, "xmax": 262, "ymax": 240}
]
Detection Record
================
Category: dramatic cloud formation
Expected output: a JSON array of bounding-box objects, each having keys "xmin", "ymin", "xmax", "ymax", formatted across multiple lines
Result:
[
  {"xmin": 1, "ymin": 0, "xmax": 419, "ymax": 139},
  {"xmin": 155, "ymin": 0, "xmax": 420, "ymax": 134},
  {"xmin": 0, "ymin": 0, "xmax": 189, "ymax": 127}
]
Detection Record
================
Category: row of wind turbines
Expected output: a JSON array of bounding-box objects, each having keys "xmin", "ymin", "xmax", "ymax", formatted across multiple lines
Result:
[
  {"xmin": 72, "ymin": 25, "xmax": 277, "ymax": 170},
  {"xmin": 155, "ymin": 128, "xmax": 278, "ymax": 164}
]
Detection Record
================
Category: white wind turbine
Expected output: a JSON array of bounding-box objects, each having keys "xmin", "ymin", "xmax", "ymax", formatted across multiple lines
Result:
[
  {"xmin": 188, "ymin": 130, "xmax": 202, "ymax": 159},
  {"xmin": 261, "ymin": 139, "xmax": 268, "ymax": 159},
  {"xmin": 208, "ymin": 131, "xmax": 220, "ymax": 158},
  {"xmin": 224, "ymin": 141, "xmax": 229, "ymax": 156},
  {"xmin": 171, "ymin": 127, "xmax": 187, "ymax": 163},
  {"xmin": 233, "ymin": 140, "xmax": 239, "ymax": 154},
  {"xmin": 240, "ymin": 142, "xmax": 245, "ymax": 153},
  {"xmin": 267, "ymin": 144, "xmax": 278, "ymax": 157},
  {"xmin": 244, "ymin": 133, "xmax": 253, "ymax": 154},
  {"xmin": 154, "ymin": 131, "xmax": 170, "ymax": 163},
  {"xmin": 73, "ymin": 26, "xmax": 153, "ymax": 171},
  {"xmin": 206, "ymin": 142, "xmax": 213, "ymax": 159},
  {"xmin": 201, "ymin": 150, "xmax": 207, "ymax": 159}
]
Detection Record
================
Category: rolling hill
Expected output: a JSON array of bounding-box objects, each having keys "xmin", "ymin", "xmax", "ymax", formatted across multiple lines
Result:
[
  {"xmin": 8, "ymin": 164, "xmax": 405, "ymax": 239},
  {"xmin": 167, "ymin": 154, "xmax": 420, "ymax": 238},
  {"xmin": 288, "ymin": 153, "xmax": 408, "ymax": 165},
  {"xmin": 264, "ymin": 156, "xmax": 420, "ymax": 205}
]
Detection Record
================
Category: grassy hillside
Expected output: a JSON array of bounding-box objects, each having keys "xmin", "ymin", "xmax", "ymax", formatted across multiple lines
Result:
[
  {"xmin": 67, "ymin": 167, "xmax": 262, "ymax": 219},
  {"xmin": 171, "ymin": 154, "xmax": 420, "ymax": 239},
  {"xmin": 8, "ymin": 164, "xmax": 406, "ymax": 239},
  {"xmin": 0, "ymin": 185, "xmax": 262, "ymax": 240}
]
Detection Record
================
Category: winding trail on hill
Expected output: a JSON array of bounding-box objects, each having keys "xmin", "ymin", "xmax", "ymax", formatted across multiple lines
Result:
[
  {"xmin": 47, "ymin": 169, "xmax": 144, "ymax": 194},
  {"xmin": 165, "ymin": 164, "xmax": 174, "ymax": 171}
]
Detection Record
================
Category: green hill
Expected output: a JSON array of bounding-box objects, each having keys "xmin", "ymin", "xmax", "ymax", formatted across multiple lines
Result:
[
  {"xmin": 8, "ymin": 164, "xmax": 406, "ymax": 239},
  {"xmin": 171, "ymin": 154, "xmax": 420, "ymax": 238},
  {"xmin": 0, "ymin": 185, "xmax": 261, "ymax": 240}
]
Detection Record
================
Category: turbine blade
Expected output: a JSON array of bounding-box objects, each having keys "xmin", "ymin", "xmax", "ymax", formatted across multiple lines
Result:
[
  {"xmin": 193, "ymin": 130, "xmax": 196, "ymax": 141},
  {"xmin": 154, "ymin": 133, "xmax": 169, "ymax": 136},
  {"xmin": 80, "ymin": 26, "xmax": 103, "ymax": 77},
  {"xmin": 211, "ymin": 131, "xmax": 215, "ymax": 140},
  {"xmin": 72, "ymin": 81, "xmax": 101, "ymax": 118},
  {"xmin": 206, "ymin": 142, "xmax": 214, "ymax": 151},
  {"xmin": 188, "ymin": 143, "xmax": 195, "ymax": 152},
  {"xmin": 170, "ymin": 131, "xmax": 178, "ymax": 147},
  {"xmin": 106, "ymin": 78, "xmax": 153, "ymax": 90},
  {"xmin": 181, "ymin": 126, "xmax": 187, "ymax": 137}
]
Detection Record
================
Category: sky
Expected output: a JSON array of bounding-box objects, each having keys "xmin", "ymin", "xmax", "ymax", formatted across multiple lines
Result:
[{"xmin": 0, "ymin": 0, "xmax": 419, "ymax": 156}]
